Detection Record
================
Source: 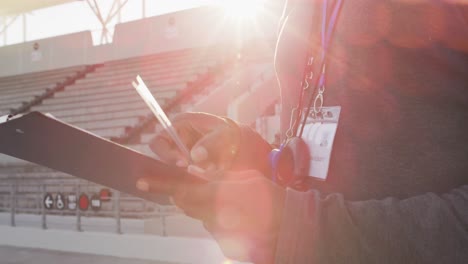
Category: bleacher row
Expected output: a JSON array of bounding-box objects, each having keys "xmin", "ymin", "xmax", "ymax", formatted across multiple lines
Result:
[
  {"xmin": 0, "ymin": 66, "xmax": 88, "ymax": 116},
  {"xmin": 1, "ymin": 46, "xmax": 228, "ymax": 159},
  {"xmin": 0, "ymin": 45, "xmax": 278, "ymax": 214}
]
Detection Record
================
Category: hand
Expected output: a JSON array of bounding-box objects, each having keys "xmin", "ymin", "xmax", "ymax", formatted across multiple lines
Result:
[
  {"xmin": 137, "ymin": 169, "xmax": 286, "ymax": 264},
  {"xmin": 150, "ymin": 112, "xmax": 240, "ymax": 174}
]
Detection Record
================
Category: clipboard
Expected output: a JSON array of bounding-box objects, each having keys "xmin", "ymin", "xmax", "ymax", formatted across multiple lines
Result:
[{"xmin": 0, "ymin": 112, "xmax": 207, "ymax": 204}]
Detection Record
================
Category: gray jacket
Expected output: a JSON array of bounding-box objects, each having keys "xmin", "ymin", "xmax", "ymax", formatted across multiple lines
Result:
[{"xmin": 273, "ymin": 0, "xmax": 468, "ymax": 263}]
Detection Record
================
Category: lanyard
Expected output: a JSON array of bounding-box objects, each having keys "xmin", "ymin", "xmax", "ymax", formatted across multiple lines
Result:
[
  {"xmin": 319, "ymin": 0, "xmax": 343, "ymax": 86},
  {"xmin": 296, "ymin": 0, "xmax": 343, "ymax": 138},
  {"xmin": 273, "ymin": 0, "xmax": 344, "ymax": 185}
]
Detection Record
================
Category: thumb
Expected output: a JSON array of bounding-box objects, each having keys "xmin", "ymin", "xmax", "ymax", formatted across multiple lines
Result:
[{"xmin": 190, "ymin": 125, "xmax": 239, "ymax": 170}]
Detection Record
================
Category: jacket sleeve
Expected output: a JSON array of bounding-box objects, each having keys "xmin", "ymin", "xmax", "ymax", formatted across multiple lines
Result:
[{"xmin": 275, "ymin": 185, "xmax": 468, "ymax": 264}]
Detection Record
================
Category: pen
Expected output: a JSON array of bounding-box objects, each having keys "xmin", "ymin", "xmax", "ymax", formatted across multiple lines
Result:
[{"xmin": 132, "ymin": 75, "xmax": 192, "ymax": 163}]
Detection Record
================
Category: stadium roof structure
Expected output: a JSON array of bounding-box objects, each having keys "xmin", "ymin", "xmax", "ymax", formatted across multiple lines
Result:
[
  {"xmin": 0, "ymin": 0, "xmax": 129, "ymax": 45},
  {"xmin": 0, "ymin": 0, "xmax": 78, "ymax": 16}
]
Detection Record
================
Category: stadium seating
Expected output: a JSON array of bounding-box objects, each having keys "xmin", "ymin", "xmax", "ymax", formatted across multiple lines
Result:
[
  {"xmin": 29, "ymin": 48, "xmax": 222, "ymax": 139},
  {"xmin": 0, "ymin": 66, "xmax": 87, "ymax": 116}
]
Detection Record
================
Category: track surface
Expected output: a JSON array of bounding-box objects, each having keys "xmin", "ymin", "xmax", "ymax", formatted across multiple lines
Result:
[{"xmin": 0, "ymin": 245, "xmax": 177, "ymax": 264}]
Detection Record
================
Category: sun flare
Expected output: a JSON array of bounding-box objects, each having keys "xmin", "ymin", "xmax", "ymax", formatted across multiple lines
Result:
[{"xmin": 217, "ymin": 0, "xmax": 266, "ymax": 20}]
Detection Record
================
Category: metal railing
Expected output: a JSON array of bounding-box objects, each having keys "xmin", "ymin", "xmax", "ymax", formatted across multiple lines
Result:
[{"xmin": 0, "ymin": 177, "xmax": 181, "ymax": 235}]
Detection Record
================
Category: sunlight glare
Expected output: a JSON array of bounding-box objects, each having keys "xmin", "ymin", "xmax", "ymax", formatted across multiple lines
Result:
[{"xmin": 218, "ymin": 0, "xmax": 266, "ymax": 20}]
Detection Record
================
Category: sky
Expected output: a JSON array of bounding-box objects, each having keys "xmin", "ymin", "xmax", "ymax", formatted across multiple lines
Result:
[{"xmin": 0, "ymin": 0, "xmax": 220, "ymax": 46}]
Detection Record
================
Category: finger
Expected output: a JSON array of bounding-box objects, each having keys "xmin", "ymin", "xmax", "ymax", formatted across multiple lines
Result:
[
  {"xmin": 149, "ymin": 122, "xmax": 202, "ymax": 165},
  {"xmin": 186, "ymin": 165, "xmax": 217, "ymax": 182},
  {"xmin": 188, "ymin": 165, "xmax": 227, "ymax": 181},
  {"xmin": 136, "ymin": 177, "xmax": 177, "ymax": 196},
  {"xmin": 135, "ymin": 174, "xmax": 193, "ymax": 199},
  {"xmin": 135, "ymin": 169, "xmax": 257, "ymax": 202},
  {"xmin": 187, "ymin": 165, "xmax": 208, "ymax": 178},
  {"xmin": 174, "ymin": 113, "xmax": 233, "ymax": 162},
  {"xmin": 150, "ymin": 112, "xmax": 226, "ymax": 165},
  {"xmin": 149, "ymin": 134, "xmax": 188, "ymax": 165},
  {"xmin": 191, "ymin": 125, "xmax": 238, "ymax": 169}
]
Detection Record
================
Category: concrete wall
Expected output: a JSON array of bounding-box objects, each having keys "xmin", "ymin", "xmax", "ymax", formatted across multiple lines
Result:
[
  {"xmin": 0, "ymin": 32, "xmax": 91, "ymax": 77},
  {"xmin": 0, "ymin": 6, "xmax": 278, "ymax": 78}
]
